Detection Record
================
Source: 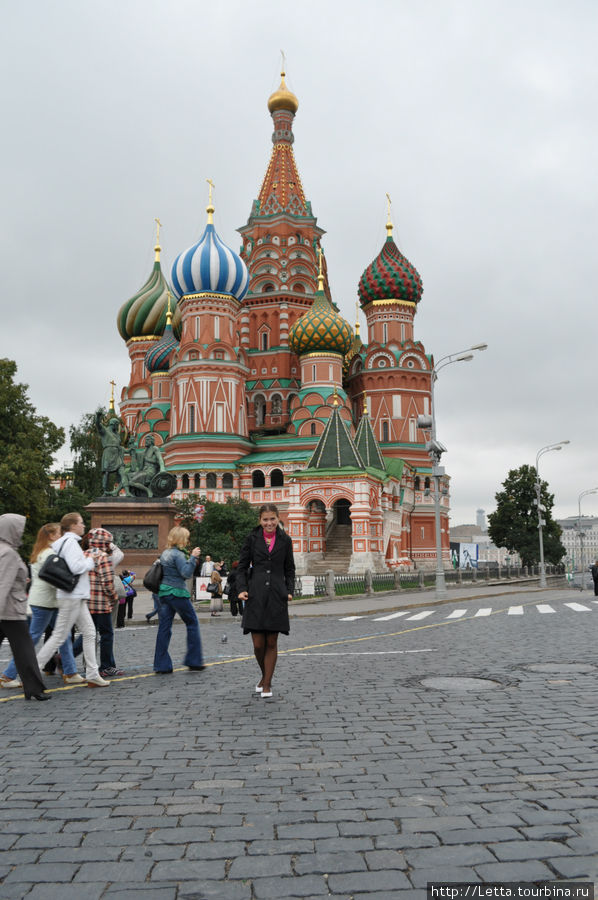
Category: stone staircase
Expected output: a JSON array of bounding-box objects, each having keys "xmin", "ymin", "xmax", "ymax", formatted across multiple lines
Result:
[{"xmin": 308, "ymin": 524, "xmax": 352, "ymax": 574}]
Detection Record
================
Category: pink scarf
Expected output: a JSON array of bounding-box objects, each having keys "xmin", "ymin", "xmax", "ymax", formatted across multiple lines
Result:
[{"xmin": 262, "ymin": 528, "xmax": 276, "ymax": 554}]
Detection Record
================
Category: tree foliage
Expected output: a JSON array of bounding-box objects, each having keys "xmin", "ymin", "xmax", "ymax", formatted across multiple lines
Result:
[
  {"xmin": 173, "ymin": 495, "xmax": 259, "ymax": 564},
  {"xmin": 69, "ymin": 407, "xmax": 106, "ymax": 499},
  {"xmin": 0, "ymin": 359, "xmax": 64, "ymax": 554},
  {"xmin": 488, "ymin": 464, "xmax": 565, "ymax": 567}
]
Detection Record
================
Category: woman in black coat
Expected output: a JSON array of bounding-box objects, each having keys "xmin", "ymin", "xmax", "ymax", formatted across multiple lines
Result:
[{"xmin": 237, "ymin": 504, "xmax": 295, "ymax": 699}]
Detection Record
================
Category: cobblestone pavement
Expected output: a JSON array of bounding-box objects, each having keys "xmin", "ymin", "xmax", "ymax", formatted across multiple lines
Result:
[{"xmin": 1, "ymin": 589, "xmax": 597, "ymax": 898}]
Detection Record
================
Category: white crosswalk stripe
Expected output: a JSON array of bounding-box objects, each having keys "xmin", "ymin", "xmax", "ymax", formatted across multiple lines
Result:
[
  {"xmin": 373, "ymin": 611, "xmax": 411, "ymax": 621},
  {"xmin": 338, "ymin": 600, "xmax": 597, "ymax": 623}
]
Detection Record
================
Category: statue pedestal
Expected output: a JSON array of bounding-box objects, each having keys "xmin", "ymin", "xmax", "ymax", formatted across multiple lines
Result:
[{"xmin": 86, "ymin": 497, "xmax": 178, "ymax": 575}]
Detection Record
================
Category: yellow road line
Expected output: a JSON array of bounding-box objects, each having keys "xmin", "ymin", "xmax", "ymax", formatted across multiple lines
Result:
[{"xmin": 0, "ymin": 598, "xmax": 548, "ymax": 703}]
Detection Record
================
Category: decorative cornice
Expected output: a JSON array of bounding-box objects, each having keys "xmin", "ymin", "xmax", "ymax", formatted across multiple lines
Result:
[
  {"xmin": 128, "ymin": 335, "xmax": 160, "ymax": 345},
  {"xmin": 363, "ymin": 299, "xmax": 417, "ymax": 310}
]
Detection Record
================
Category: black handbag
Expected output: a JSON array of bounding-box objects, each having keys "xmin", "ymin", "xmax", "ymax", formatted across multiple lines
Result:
[
  {"xmin": 143, "ymin": 561, "xmax": 163, "ymax": 593},
  {"xmin": 206, "ymin": 582, "xmax": 219, "ymax": 594},
  {"xmin": 38, "ymin": 542, "xmax": 80, "ymax": 593}
]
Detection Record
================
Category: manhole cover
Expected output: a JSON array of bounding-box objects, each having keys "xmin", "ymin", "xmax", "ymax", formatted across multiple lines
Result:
[
  {"xmin": 525, "ymin": 663, "xmax": 596, "ymax": 674},
  {"xmin": 420, "ymin": 676, "xmax": 500, "ymax": 691}
]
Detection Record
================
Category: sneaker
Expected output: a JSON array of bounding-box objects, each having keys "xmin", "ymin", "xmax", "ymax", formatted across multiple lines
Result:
[
  {"xmin": 3, "ymin": 678, "xmax": 22, "ymax": 688},
  {"xmin": 99, "ymin": 667, "xmax": 125, "ymax": 677},
  {"xmin": 87, "ymin": 675, "xmax": 110, "ymax": 687},
  {"xmin": 62, "ymin": 673, "xmax": 85, "ymax": 685},
  {"xmin": 0, "ymin": 674, "xmax": 13, "ymax": 686}
]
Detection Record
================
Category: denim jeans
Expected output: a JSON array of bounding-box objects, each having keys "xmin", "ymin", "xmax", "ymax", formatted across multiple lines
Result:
[
  {"xmin": 36, "ymin": 598, "xmax": 100, "ymax": 680},
  {"xmin": 153, "ymin": 593, "xmax": 203, "ymax": 672},
  {"xmin": 73, "ymin": 612, "xmax": 115, "ymax": 671},
  {"xmin": 2, "ymin": 605, "xmax": 78, "ymax": 680}
]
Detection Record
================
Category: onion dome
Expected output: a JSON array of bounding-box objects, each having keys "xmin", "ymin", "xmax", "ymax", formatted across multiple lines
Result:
[
  {"xmin": 267, "ymin": 69, "xmax": 299, "ymax": 114},
  {"xmin": 358, "ymin": 217, "xmax": 423, "ymax": 308},
  {"xmin": 144, "ymin": 296, "xmax": 179, "ymax": 373},
  {"xmin": 171, "ymin": 200, "xmax": 249, "ymax": 302},
  {"xmin": 289, "ymin": 255, "xmax": 353, "ymax": 357},
  {"xmin": 117, "ymin": 237, "xmax": 182, "ymax": 341}
]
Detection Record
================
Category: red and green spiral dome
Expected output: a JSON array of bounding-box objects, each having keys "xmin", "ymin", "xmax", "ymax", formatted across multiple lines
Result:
[{"xmin": 358, "ymin": 236, "xmax": 423, "ymax": 307}]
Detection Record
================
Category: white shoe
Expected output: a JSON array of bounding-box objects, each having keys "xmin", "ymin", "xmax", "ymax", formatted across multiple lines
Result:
[
  {"xmin": 63, "ymin": 673, "xmax": 85, "ymax": 685},
  {"xmin": 261, "ymin": 690, "xmax": 273, "ymax": 698},
  {"xmin": 4, "ymin": 679, "xmax": 22, "ymax": 689},
  {"xmin": 255, "ymin": 684, "xmax": 263, "ymax": 693},
  {"xmin": 87, "ymin": 675, "xmax": 110, "ymax": 687}
]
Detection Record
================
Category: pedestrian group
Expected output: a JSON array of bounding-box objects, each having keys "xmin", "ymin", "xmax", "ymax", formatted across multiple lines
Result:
[{"xmin": 0, "ymin": 504, "xmax": 295, "ymax": 702}]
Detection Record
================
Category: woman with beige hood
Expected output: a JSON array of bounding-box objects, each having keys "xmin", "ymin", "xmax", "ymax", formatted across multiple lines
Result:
[{"xmin": 0, "ymin": 513, "xmax": 49, "ymax": 700}]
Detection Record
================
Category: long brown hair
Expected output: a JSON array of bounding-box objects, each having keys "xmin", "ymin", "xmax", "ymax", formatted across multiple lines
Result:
[{"xmin": 30, "ymin": 523, "xmax": 60, "ymax": 563}]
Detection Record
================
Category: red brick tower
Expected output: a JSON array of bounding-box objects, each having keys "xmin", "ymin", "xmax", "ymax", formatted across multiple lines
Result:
[{"xmin": 238, "ymin": 69, "xmax": 327, "ymax": 434}]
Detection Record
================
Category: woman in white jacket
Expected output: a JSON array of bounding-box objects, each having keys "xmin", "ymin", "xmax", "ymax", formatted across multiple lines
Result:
[{"xmin": 36, "ymin": 512, "xmax": 109, "ymax": 688}]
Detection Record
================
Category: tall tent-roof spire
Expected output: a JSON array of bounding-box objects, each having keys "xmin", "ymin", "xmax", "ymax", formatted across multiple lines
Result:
[
  {"xmin": 257, "ymin": 62, "xmax": 309, "ymax": 217},
  {"xmin": 306, "ymin": 404, "xmax": 365, "ymax": 470},
  {"xmin": 354, "ymin": 395, "xmax": 386, "ymax": 471}
]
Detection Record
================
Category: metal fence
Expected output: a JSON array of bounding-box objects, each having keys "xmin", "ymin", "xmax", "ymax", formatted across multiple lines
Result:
[{"xmin": 296, "ymin": 563, "xmax": 566, "ymax": 600}]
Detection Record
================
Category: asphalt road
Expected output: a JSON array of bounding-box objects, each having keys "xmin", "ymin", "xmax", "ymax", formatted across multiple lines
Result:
[{"xmin": 1, "ymin": 587, "xmax": 597, "ymax": 898}]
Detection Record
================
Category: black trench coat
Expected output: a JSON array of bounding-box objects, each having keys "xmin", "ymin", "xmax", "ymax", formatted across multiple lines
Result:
[{"xmin": 237, "ymin": 526, "xmax": 296, "ymax": 634}]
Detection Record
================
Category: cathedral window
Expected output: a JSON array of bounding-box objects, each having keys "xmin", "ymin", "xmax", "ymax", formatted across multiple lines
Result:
[
  {"xmin": 382, "ymin": 421, "xmax": 389, "ymax": 442},
  {"xmin": 310, "ymin": 422, "xmax": 316, "ymax": 436},
  {"xmin": 383, "ymin": 323, "xmax": 388, "ymax": 344},
  {"xmin": 215, "ymin": 402, "xmax": 225, "ymax": 433},
  {"xmin": 214, "ymin": 317, "xmax": 220, "ymax": 340},
  {"xmin": 263, "ymin": 283, "xmax": 275, "ymax": 293},
  {"xmin": 252, "ymin": 470, "xmax": 266, "ymax": 488},
  {"xmin": 377, "ymin": 358, "xmax": 387, "ymax": 368},
  {"xmin": 195, "ymin": 316, "xmax": 200, "ymax": 340},
  {"xmin": 270, "ymin": 469, "xmax": 284, "ymax": 487},
  {"xmin": 222, "ymin": 473, "xmax": 233, "ymax": 490},
  {"xmin": 424, "ymin": 477, "xmax": 431, "ymax": 491},
  {"xmin": 254, "ymin": 395, "xmax": 266, "ymax": 425},
  {"xmin": 188, "ymin": 405, "xmax": 195, "ymax": 433},
  {"xmin": 206, "ymin": 473, "xmax": 217, "ymax": 489},
  {"xmin": 414, "ymin": 476, "xmax": 420, "ymax": 491},
  {"xmin": 261, "ymin": 331, "xmax": 269, "ymax": 351},
  {"xmin": 182, "ymin": 475, "xmax": 190, "ymax": 489},
  {"xmin": 271, "ymin": 394, "xmax": 283, "ymax": 414}
]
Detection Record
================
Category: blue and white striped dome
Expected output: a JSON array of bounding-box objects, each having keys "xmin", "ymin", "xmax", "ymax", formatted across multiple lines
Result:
[{"xmin": 171, "ymin": 223, "xmax": 249, "ymax": 301}]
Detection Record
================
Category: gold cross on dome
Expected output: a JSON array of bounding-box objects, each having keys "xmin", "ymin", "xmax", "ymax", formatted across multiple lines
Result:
[
  {"xmin": 154, "ymin": 217, "xmax": 162, "ymax": 243},
  {"xmin": 207, "ymin": 179, "xmax": 215, "ymax": 206}
]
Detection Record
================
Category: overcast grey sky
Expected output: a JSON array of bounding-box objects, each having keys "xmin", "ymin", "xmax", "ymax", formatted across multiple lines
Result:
[{"xmin": 1, "ymin": 0, "xmax": 596, "ymax": 524}]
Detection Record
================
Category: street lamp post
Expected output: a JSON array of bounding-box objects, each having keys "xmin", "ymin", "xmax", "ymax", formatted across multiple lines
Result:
[
  {"xmin": 418, "ymin": 343, "xmax": 488, "ymax": 599},
  {"xmin": 535, "ymin": 441, "xmax": 570, "ymax": 588},
  {"xmin": 577, "ymin": 487, "xmax": 598, "ymax": 590}
]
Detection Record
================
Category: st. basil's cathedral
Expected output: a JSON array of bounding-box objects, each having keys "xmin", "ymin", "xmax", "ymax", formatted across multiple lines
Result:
[{"xmin": 115, "ymin": 70, "xmax": 449, "ymax": 575}]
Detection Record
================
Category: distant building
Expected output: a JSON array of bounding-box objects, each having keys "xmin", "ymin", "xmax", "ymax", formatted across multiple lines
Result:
[
  {"xmin": 556, "ymin": 516, "xmax": 598, "ymax": 568},
  {"xmin": 476, "ymin": 508, "xmax": 486, "ymax": 532},
  {"xmin": 449, "ymin": 523, "xmax": 520, "ymax": 567}
]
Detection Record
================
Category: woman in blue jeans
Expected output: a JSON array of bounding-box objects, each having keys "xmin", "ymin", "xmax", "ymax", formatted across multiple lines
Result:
[{"xmin": 153, "ymin": 527, "xmax": 205, "ymax": 674}]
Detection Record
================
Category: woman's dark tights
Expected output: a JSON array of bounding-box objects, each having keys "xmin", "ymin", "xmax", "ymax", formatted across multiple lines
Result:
[{"xmin": 251, "ymin": 632, "xmax": 278, "ymax": 690}]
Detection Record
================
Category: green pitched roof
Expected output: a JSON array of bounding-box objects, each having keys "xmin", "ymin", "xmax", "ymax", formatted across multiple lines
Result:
[
  {"xmin": 355, "ymin": 413, "xmax": 386, "ymax": 471},
  {"xmin": 307, "ymin": 405, "xmax": 365, "ymax": 470}
]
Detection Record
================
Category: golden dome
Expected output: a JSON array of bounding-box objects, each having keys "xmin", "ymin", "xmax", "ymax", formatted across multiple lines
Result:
[{"xmin": 267, "ymin": 71, "xmax": 299, "ymax": 114}]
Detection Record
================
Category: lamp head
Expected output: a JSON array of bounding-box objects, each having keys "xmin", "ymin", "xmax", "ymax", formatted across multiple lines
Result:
[{"xmin": 470, "ymin": 343, "xmax": 488, "ymax": 351}]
